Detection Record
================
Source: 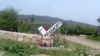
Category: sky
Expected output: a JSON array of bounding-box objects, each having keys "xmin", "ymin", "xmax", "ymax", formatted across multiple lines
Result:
[{"xmin": 0, "ymin": 0, "xmax": 100, "ymax": 26}]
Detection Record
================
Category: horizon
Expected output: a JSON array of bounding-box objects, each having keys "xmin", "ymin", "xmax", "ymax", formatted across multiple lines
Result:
[{"xmin": 0, "ymin": 0, "xmax": 100, "ymax": 26}]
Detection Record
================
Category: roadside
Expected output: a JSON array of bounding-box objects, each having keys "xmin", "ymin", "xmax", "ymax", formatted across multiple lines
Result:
[
  {"xmin": 64, "ymin": 35, "xmax": 100, "ymax": 49},
  {"xmin": 0, "ymin": 50, "xmax": 5, "ymax": 56}
]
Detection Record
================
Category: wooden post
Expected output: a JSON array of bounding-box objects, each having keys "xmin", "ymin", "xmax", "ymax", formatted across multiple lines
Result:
[
  {"xmin": 40, "ymin": 35, "xmax": 43, "ymax": 46},
  {"xmin": 39, "ymin": 35, "xmax": 53, "ymax": 47}
]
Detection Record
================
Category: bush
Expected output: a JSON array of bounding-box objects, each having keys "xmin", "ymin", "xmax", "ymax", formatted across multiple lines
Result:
[
  {"xmin": 0, "ymin": 38, "xmax": 96, "ymax": 56},
  {"xmin": 87, "ymin": 35, "xmax": 100, "ymax": 41},
  {"xmin": 61, "ymin": 25, "xmax": 96, "ymax": 35},
  {"xmin": 0, "ymin": 38, "xmax": 36, "ymax": 56},
  {"xmin": 0, "ymin": 7, "xmax": 19, "ymax": 31}
]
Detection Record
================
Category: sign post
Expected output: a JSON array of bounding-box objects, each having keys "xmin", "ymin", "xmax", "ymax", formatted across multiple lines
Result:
[{"xmin": 38, "ymin": 21, "xmax": 62, "ymax": 47}]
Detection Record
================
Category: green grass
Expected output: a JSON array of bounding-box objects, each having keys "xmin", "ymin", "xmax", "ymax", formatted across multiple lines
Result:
[
  {"xmin": 87, "ymin": 35, "xmax": 100, "ymax": 42},
  {"xmin": 0, "ymin": 38, "xmax": 94, "ymax": 56},
  {"xmin": 5, "ymin": 52, "xmax": 19, "ymax": 56}
]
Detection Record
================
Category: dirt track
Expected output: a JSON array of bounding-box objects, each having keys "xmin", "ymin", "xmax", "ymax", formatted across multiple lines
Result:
[{"xmin": 64, "ymin": 35, "xmax": 100, "ymax": 50}]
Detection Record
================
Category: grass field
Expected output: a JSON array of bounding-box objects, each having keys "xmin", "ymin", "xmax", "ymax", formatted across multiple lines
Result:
[
  {"xmin": 0, "ymin": 37, "xmax": 99, "ymax": 56},
  {"xmin": 87, "ymin": 35, "xmax": 100, "ymax": 42}
]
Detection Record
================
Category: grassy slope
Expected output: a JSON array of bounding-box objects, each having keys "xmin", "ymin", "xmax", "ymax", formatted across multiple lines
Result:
[
  {"xmin": 87, "ymin": 35, "xmax": 100, "ymax": 42},
  {"xmin": 0, "ymin": 37, "xmax": 97, "ymax": 56}
]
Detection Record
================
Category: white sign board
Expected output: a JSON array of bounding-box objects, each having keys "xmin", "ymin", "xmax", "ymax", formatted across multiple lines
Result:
[
  {"xmin": 38, "ymin": 26, "xmax": 46, "ymax": 35},
  {"xmin": 38, "ymin": 21, "xmax": 62, "ymax": 38},
  {"xmin": 44, "ymin": 21, "xmax": 62, "ymax": 37}
]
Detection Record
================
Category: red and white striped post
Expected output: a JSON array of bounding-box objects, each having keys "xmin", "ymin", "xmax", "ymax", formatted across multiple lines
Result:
[{"xmin": 39, "ymin": 26, "xmax": 53, "ymax": 47}]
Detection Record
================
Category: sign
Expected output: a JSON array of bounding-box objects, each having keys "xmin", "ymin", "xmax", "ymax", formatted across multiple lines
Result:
[
  {"xmin": 38, "ymin": 21, "xmax": 62, "ymax": 38},
  {"xmin": 44, "ymin": 21, "xmax": 62, "ymax": 37},
  {"xmin": 38, "ymin": 26, "xmax": 46, "ymax": 35}
]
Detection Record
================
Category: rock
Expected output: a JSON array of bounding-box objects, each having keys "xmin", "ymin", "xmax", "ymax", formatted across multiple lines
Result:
[
  {"xmin": 18, "ymin": 37, "xmax": 24, "ymax": 42},
  {"xmin": 80, "ymin": 35, "xmax": 86, "ymax": 37},
  {"xmin": 59, "ymin": 45, "xmax": 64, "ymax": 48},
  {"xmin": 0, "ymin": 50, "xmax": 5, "ymax": 56},
  {"xmin": 0, "ymin": 30, "xmax": 39, "ymax": 43}
]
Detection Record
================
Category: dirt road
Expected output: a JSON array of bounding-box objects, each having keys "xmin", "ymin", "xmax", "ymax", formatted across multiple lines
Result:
[{"xmin": 64, "ymin": 35, "xmax": 100, "ymax": 50}]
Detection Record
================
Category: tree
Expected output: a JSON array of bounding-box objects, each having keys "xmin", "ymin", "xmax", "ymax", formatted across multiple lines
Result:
[
  {"xmin": 19, "ymin": 23, "xmax": 32, "ymax": 32},
  {"xmin": 97, "ymin": 17, "xmax": 100, "ymax": 25},
  {"xmin": 97, "ymin": 17, "xmax": 100, "ymax": 36},
  {"xmin": 75, "ymin": 25, "xmax": 84, "ymax": 35},
  {"xmin": 61, "ymin": 24, "xmax": 96, "ymax": 35},
  {"xmin": 0, "ymin": 7, "xmax": 19, "ymax": 31},
  {"xmin": 30, "ymin": 17, "xmax": 34, "ymax": 23}
]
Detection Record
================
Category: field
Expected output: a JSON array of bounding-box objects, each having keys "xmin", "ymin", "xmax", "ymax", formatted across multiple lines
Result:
[
  {"xmin": 0, "ymin": 37, "xmax": 100, "ymax": 56},
  {"xmin": 87, "ymin": 35, "xmax": 100, "ymax": 42}
]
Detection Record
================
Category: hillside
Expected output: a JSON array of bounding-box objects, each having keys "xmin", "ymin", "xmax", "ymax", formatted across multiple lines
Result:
[{"xmin": 18, "ymin": 14, "xmax": 96, "ymax": 27}]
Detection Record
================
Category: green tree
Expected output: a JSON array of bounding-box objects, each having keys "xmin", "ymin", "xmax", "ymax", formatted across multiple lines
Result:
[
  {"xmin": 97, "ymin": 17, "xmax": 100, "ymax": 25},
  {"xmin": 61, "ymin": 25, "xmax": 96, "ymax": 35},
  {"xmin": 75, "ymin": 25, "xmax": 84, "ymax": 35},
  {"xmin": 30, "ymin": 17, "xmax": 34, "ymax": 23},
  {"xmin": 61, "ymin": 25, "xmax": 75, "ymax": 35},
  {"xmin": 19, "ymin": 23, "xmax": 40, "ymax": 33},
  {"xmin": 0, "ymin": 7, "xmax": 19, "ymax": 31},
  {"xmin": 84, "ymin": 26, "xmax": 96, "ymax": 35},
  {"xmin": 97, "ymin": 17, "xmax": 100, "ymax": 36},
  {"xmin": 19, "ymin": 23, "xmax": 32, "ymax": 32}
]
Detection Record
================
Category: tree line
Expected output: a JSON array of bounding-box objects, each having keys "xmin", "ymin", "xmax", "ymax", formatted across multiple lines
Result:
[
  {"xmin": 0, "ymin": 7, "xmax": 41, "ymax": 34},
  {"xmin": 0, "ymin": 7, "xmax": 98, "ymax": 36},
  {"xmin": 60, "ymin": 24, "xmax": 96, "ymax": 35}
]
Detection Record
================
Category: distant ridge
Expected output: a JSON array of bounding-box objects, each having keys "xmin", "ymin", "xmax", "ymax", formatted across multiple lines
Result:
[{"xmin": 18, "ymin": 14, "xmax": 97, "ymax": 28}]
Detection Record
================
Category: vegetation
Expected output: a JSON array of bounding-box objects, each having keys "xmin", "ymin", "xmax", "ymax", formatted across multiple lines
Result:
[
  {"xmin": 85, "ymin": 18, "xmax": 100, "ymax": 42},
  {"xmin": 61, "ymin": 25, "xmax": 96, "ymax": 35},
  {"xmin": 0, "ymin": 38, "xmax": 94, "ymax": 56},
  {"xmin": 87, "ymin": 35, "xmax": 100, "ymax": 42},
  {"xmin": 97, "ymin": 17, "xmax": 100, "ymax": 36},
  {"xmin": 0, "ymin": 38, "xmax": 35, "ymax": 56},
  {"xmin": 0, "ymin": 7, "xmax": 41, "ymax": 34},
  {"xmin": 0, "ymin": 7, "xmax": 19, "ymax": 31},
  {"xmin": 0, "ymin": 7, "xmax": 97, "ymax": 35},
  {"xmin": 0, "ymin": 7, "xmax": 100, "ymax": 56}
]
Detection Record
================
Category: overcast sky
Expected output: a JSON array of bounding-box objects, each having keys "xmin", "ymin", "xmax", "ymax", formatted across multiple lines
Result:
[{"xmin": 0, "ymin": 0, "xmax": 100, "ymax": 25}]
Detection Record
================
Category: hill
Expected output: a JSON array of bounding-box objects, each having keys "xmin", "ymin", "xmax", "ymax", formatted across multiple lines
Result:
[{"xmin": 18, "ymin": 14, "xmax": 96, "ymax": 27}]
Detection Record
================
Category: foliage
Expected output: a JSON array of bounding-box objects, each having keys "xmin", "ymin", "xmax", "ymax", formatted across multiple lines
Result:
[
  {"xmin": 0, "ymin": 7, "xmax": 19, "ymax": 31},
  {"xmin": 0, "ymin": 39, "xmax": 34, "ymax": 56},
  {"xmin": 5, "ymin": 52, "xmax": 19, "ymax": 56},
  {"xmin": 95, "ymin": 54, "xmax": 100, "ymax": 56},
  {"xmin": 87, "ymin": 35, "xmax": 100, "ymax": 41},
  {"xmin": 0, "ymin": 7, "xmax": 39, "ymax": 33},
  {"xmin": 53, "ymin": 37, "xmax": 63, "ymax": 47},
  {"xmin": 18, "ymin": 23, "xmax": 33, "ymax": 33},
  {"xmin": 97, "ymin": 17, "xmax": 100, "ymax": 23},
  {"xmin": 61, "ymin": 25, "xmax": 96, "ymax": 35},
  {"xmin": 18, "ymin": 23, "xmax": 40, "ymax": 34},
  {"xmin": 0, "ymin": 38, "xmax": 94, "ymax": 56}
]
